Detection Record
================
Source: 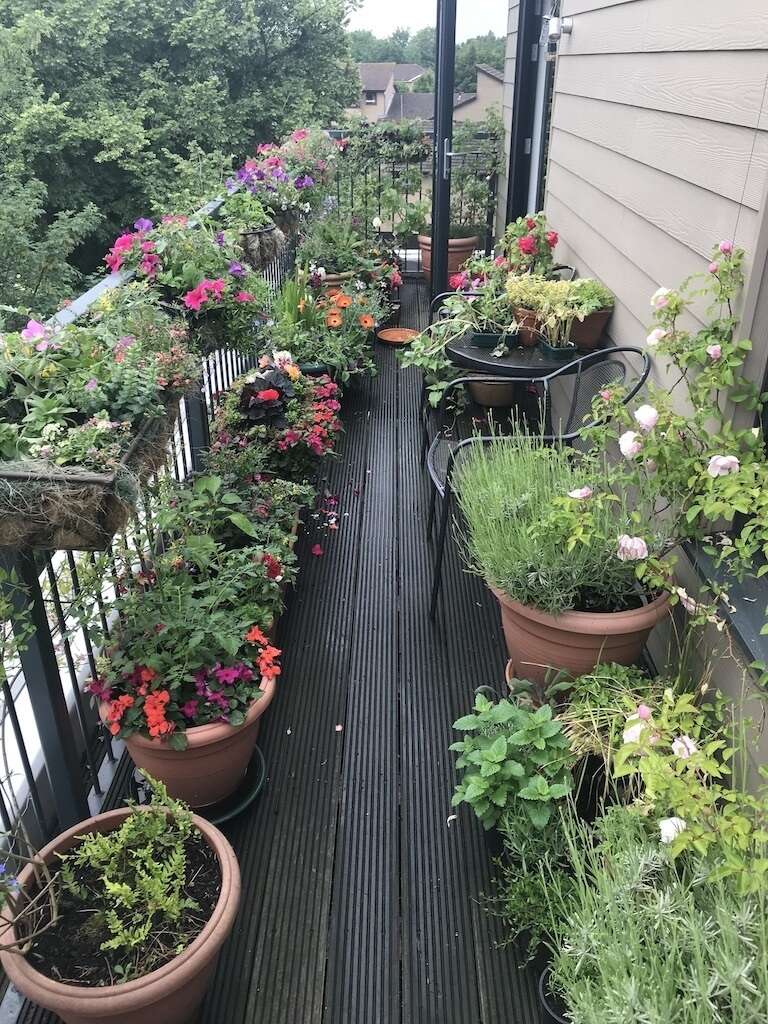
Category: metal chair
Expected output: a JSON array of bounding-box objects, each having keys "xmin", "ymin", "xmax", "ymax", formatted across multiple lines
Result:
[{"xmin": 425, "ymin": 346, "xmax": 652, "ymax": 619}]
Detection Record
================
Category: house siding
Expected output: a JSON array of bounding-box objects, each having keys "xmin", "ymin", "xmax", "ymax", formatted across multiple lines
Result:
[
  {"xmin": 497, "ymin": 0, "xmax": 520, "ymax": 228},
  {"xmin": 545, "ymin": 0, "xmax": 768, "ymax": 355}
]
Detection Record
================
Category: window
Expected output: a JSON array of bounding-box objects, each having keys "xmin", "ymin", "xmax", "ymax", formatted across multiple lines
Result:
[{"xmin": 364, "ymin": 91, "xmax": 377, "ymax": 105}]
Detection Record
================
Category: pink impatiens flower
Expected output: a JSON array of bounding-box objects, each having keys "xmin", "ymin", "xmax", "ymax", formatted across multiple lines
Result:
[
  {"xmin": 21, "ymin": 319, "xmax": 46, "ymax": 341},
  {"xmin": 311, "ymin": 544, "xmax": 324, "ymax": 557},
  {"xmin": 617, "ymin": 535, "xmax": 648, "ymax": 561}
]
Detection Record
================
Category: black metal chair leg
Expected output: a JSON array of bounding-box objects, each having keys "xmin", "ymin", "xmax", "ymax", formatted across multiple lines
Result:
[
  {"xmin": 427, "ymin": 485, "xmax": 437, "ymax": 540},
  {"xmin": 429, "ymin": 489, "xmax": 451, "ymax": 620}
]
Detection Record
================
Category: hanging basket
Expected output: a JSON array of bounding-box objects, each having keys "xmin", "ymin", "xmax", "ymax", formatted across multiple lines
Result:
[
  {"xmin": 240, "ymin": 223, "xmax": 285, "ymax": 272},
  {"xmin": 0, "ymin": 400, "xmax": 182, "ymax": 552}
]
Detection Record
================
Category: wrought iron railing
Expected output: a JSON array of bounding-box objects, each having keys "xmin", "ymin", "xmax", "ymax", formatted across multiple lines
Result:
[{"xmin": 0, "ymin": 213, "xmax": 297, "ymax": 853}]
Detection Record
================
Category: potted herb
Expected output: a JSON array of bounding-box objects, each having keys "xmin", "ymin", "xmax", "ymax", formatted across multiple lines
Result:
[
  {"xmin": 453, "ymin": 436, "xmax": 672, "ymax": 682},
  {"xmin": 566, "ymin": 278, "xmax": 614, "ymax": 350},
  {"xmin": 0, "ymin": 783, "xmax": 240, "ymax": 1024}
]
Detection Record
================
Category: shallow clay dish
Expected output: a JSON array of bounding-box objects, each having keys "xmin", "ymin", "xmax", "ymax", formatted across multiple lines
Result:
[{"xmin": 376, "ymin": 327, "xmax": 419, "ymax": 346}]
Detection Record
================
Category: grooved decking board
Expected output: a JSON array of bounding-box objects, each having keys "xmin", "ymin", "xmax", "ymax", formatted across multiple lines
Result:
[{"xmin": 14, "ymin": 279, "xmax": 541, "ymax": 1024}]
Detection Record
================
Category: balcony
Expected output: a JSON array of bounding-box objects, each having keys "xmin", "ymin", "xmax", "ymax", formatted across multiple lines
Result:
[{"xmin": 0, "ymin": 111, "xmax": 766, "ymax": 1024}]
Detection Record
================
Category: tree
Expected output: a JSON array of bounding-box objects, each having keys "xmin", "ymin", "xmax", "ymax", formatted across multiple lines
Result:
[
  {"xmin": 454, "ymin": 32, "xmax": 505, "ymax": 91},
  {"xmin": 0, "ymin": 0, "xmax": 359, "ymax": 270},
  {"xmin": 348, "ymin": 29, "xmax": 389, "ymax": 62},
  {"xmin": 404, "ymin": 27, "xmax": 436, "ymax": 68}
]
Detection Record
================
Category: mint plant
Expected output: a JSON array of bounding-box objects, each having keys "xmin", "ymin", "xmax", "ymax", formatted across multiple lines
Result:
[{"xmin": 451, "ymin": 693, "xmax": 574, "ymax": 829}]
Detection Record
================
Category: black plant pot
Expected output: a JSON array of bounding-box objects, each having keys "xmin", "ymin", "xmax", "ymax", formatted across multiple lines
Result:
[{"xmin": 539, "ymin": 969, "xmax": 569, "ymax": 1024}]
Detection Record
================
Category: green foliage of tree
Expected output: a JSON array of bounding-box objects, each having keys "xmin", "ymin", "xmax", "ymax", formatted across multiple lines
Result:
[
  {"xmin": 0, "ymin": 0, "xmax": 359, "ymax": 301},
  {"xmin": 454, "ymin": 32, "xmax": 505, "ymax": 92},
  {"xmin": 348, "ymin": 25, "xmax": 435, "ymax": 69}
]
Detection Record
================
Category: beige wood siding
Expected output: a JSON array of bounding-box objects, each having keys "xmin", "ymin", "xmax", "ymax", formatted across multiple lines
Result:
[
  {"xmin": 545, "ymin": 0, "xmax": 768, "ymax": 358},
  {"xmin": 497, "ymin": 0, "xmax": 520, "ymax": 228}
]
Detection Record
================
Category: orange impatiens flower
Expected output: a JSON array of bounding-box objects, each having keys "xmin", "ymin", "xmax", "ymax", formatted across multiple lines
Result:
[
  {"xmin": 334, "ymin": 293, "xmax": 352, "ymax": 309},
  {"xmin": 246, "ymin": 625, "xmax": 268, "ymax": 645},
  {"xmin": 326, "ymin": 312, "xmax": 343, "ymax": 329},
  {"xmin": 144, "ymin": 688, "xmax": 173, "ymax": 738},
  {"xmin": 258, "ymin": 644, "xmax": 282, "ymax": 679},
  {"xmin": 358, "ymin": 314, "xmax": 375, "ymax": 331}
]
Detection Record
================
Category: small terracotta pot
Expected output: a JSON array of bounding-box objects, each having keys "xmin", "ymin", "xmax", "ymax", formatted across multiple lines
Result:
[
  {"xmin": 321, "ymin": 270, "xmax": 355, "ymax": 288},
  {"xmin": 568, "ymin": 307, "xmax": 613, "ymax": 351},
  {"xmin": 103, "ymin": 677, "xmax": 277, "ymax": 808},
  {"xmin": 513, "ymin": 307, "xmax": 541, "ymax": 347},
  {"xmin": 490, "ymin": 587, "xmax": 670, "ymax": 685},
  {"xmin": 0, "ymin": 808, "xmax": 240, "ymax": 1024},
  {"xmin": 418, "ymin": 234, "xmax": 480, "ymax": 279}
]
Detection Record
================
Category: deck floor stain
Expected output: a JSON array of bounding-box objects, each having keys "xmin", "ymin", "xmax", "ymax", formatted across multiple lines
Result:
[{"xmin": 16, "ymin": 279, "xmax": 541, "ymax": 1024}]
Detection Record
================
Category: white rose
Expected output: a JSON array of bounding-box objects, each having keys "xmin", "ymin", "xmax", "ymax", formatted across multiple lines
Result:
[{"xmin": 659, "ymin": 817, "xmax": 687, "ymax": 844}]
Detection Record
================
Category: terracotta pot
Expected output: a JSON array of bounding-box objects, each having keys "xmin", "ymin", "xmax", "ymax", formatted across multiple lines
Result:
[
  {"xmin": 104, "ymin": 677, "xmax": 277, "ymax": 808},
  {"xmin": 490, "ymin": 587, "xmax": 670, "ymax": 685},
  {"xmin": 568, "ymin": 307, "xmax": 613, "ymax": 351},
  {"xmin": 0, "ymin": 808, "xmax": 240, "ymax": 1024},
  {"xmin": 513, "ymin": 307, "xmax": 541, "ymax": 347},
  {"xmin": 321, "ymin": 270, "xmax": 355, "ymax": 288},
  {"xmin": 417, "ymin": 234, "xmax": 480, "ymax": 279}
]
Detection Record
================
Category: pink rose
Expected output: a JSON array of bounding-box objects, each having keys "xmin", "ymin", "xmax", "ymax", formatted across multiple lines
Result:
[
  {"xmin": 707, "ymin": 454, "xmax": 739, "ymax": 477},
  {"xmin": 21, "ymin": 319, "xmax": 46, "ymax": 341},
  {"xmin": 518, "ymin": 235, "xmax": 537, "ymax": 256},
  {"xmin": 718, "ymin": 240, "xmax": 734, "ymax": 255},
  {"xmin": 633, "ymin": 404, "xmax": 658, "ymax": 432},
  {"xmin": 567, "ymin": 486, "xmax": 593, "ymax": 500},
  {"xmin": 706, "ymin": 344, "xmax": 721, "ymax": 360},
  {"xmin": 617, "ymin": 535, "xmax": 649, "ymax": 561},
  {"xmin": 637, "ymin": 704, "xmax": 652, "ymax": 721},
  {"xmin": 708, "ymin": 261, "xmax": 719, "ymax": 274},
  {"xmin": 646, "ymin": 328, "xmax": 667, "ymax": 347},
  {"xmin": 619, "ymin": 430, "xmax": 642, "ymax": 459},
  {"xmin": 672, "ymin": 735, "xmax": 698, "ymax": 759},
  {"xmin": 650, "ymin": 287, "xmax": 671, "ymax": 309}
]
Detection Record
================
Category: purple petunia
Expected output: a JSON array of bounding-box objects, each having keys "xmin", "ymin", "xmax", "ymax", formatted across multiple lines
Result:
[
  {"xmin": 294, "ymin": 174, "xmax": 315, "ymax": 190},
  {"xmin": 228, "ymin": 260, "xmax": 246, "ymax": 278},
  {"xmin": 133, "ymin": 217, "xmax": 154, "ymax": 232}
]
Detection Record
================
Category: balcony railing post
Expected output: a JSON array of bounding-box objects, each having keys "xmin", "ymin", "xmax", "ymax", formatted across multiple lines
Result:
[
  {"xmin": 2, "ymin": 550, "xmax": 89, "ymax": 831},
  {"xmin": 185, "ymin": 385, "xmax": 210, "ymax": 473}
]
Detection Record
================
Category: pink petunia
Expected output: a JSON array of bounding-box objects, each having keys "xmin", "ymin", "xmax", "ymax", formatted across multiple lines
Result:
[
  {"xmin": 21, "ymin": 319, "xmax": 46, "ymax": 341},
  {"xmin": 311, "ymin": 544, "xmax": 324, "ymax": 557},
  {"xmin": 183, "ymin": 284, "xmax": 210, "ymax": 312}
]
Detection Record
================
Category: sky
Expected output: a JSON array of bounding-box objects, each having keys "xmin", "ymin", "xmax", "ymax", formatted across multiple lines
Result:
[{"xmin": 346, "ymin": 0, "xmax": 507, "ymax": 43}]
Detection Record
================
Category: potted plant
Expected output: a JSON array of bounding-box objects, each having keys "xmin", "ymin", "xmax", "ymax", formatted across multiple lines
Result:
[
  {"xmin": 85, "ymin": 541, "xmax": 284, "ymax": 807},
  {"xmin": 0, "ymin": 295, "xmax": 198, "ymax": 551},
  {"xmin": 453, "ymin": 435, "xmax": 672, "ymax": 683},
  {"xmin": 219, "ymin": 190, "xmax": 283, "ymax": 272},
  {"xmin": 0, "ymin": 783, "xmax": 240, "ymax": 1024},
  {"xmin": 566, "ymin": 278, "xmax": 614, "ymax": 350},
  {"xmin": 418, "ymin": 222, "xmax": 482, "ymax": 281},
  {"xmin": 501, "ymin": 211, "xmax": 560, "ymax": 277}
]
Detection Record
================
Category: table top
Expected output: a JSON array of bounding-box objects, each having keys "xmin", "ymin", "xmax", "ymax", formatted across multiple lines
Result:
[{"xmin": 445, "ymin": 335, "xmax": 578, "ymax": 378}]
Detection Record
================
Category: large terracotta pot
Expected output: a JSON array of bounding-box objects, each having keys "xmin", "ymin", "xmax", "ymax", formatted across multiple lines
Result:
[
  {"xmin": 321, "ymin": 270, "xmax": 355, "ymax": 288},
  {"xmin": 104, "ymin": 676, "xmax": 277, "ymax": 808},
  {"xmin": 490, "ymin": 587, "xmax": 670, "ymax": 685},
  {"xmin": 418, "ymin": 234, "xmax": 480, "ymax": 279},
  {"xmin": 0, "ymin": 808, "xmax": 240, "ymax": 1024},
  {"xmin": 568, "ymin": 307, "xmax": 613, "ymax": 351}
]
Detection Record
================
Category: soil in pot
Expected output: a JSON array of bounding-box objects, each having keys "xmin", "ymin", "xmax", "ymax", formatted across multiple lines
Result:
[
  {"xmin": 28, "ymin": 835, "xmax": 220, "ymax": 986},
  {"xmin": 490, "ymin": 587, "xmax": 670, "ymax": 685}
]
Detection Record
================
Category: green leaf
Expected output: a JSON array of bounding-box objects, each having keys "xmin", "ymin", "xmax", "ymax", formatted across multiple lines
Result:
[
  {"xmin": 228, "ymin": 512, "xmax": 261, "ymax": 539},
  {"xmin": 453, "ymin": 715, "xmax": 480, "ymax": 731}
]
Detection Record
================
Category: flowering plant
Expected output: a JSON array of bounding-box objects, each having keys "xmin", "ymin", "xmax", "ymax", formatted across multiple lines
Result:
[
  {"xmin": 86, "ymin": 547, "xmax": 283, "ymax": 747},
  {"xmin": 505, "ymin": 275, "xmax": 614, "ymax": 348},
  {"xmin": 613, "ymin": 690, "xmax": 768, "ymax": 893},
  {"xmin": 501, "ymin": 211, "xmax": 559, "ymax": 276},
  {"xmin": 584, "ymin": 243, "xmax": 768, "ymax": 632},
  {"xmin": 209, "ymin": 359, "xmax": 342, "ymax": 481}
]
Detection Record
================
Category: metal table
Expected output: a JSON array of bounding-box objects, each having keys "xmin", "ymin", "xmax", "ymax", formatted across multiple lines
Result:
[{"xmin": 444, "ymin": 335, "xmax": 578, "ymax": 377}]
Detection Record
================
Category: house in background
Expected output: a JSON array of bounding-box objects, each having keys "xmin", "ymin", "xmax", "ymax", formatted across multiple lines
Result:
[
  {"xmin": 347, "ymin": 62, "xmax": 426, "ymax": 121},
  {"xmin": 381, "ymin": 64, "xmax": 503, "ymax": 124}
]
